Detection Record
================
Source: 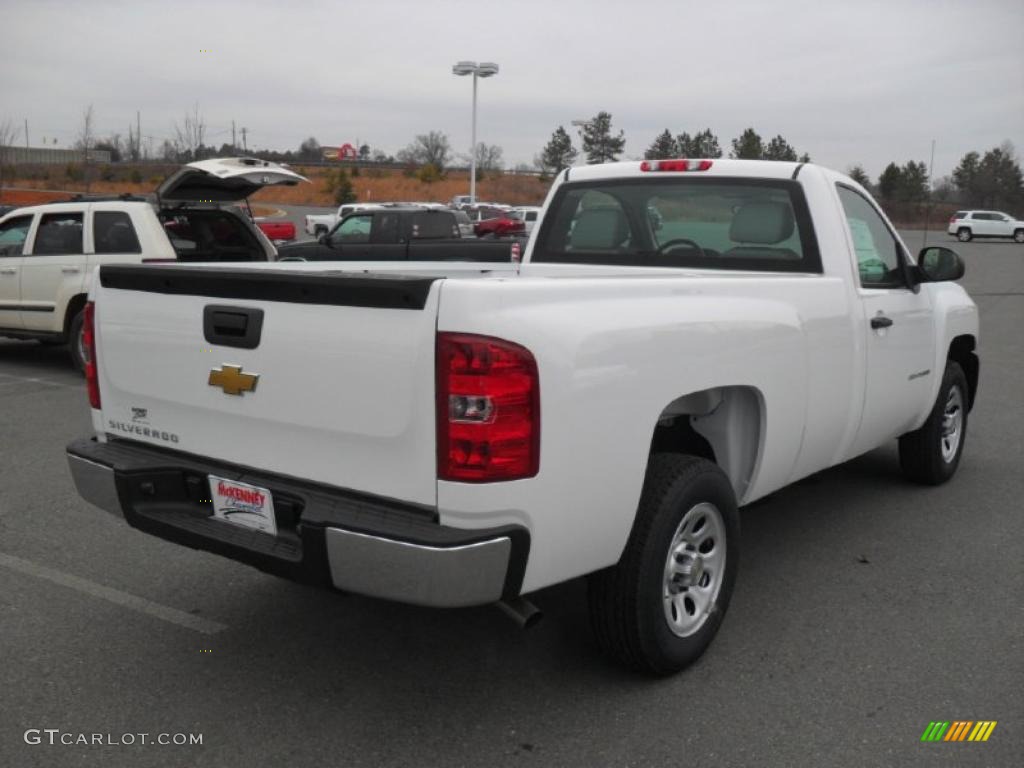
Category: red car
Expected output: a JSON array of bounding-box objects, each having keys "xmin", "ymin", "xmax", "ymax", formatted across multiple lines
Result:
[
  {"xmin": 473, "ymin": 215, "xmax": 526, "ymax": 238},
  {"xmin": 255, "ymin": 218, "xmax": 296, "ymax": 243}
]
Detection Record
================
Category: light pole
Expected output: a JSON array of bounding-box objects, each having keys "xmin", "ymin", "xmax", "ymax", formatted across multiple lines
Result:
[
  {"xmin": 571, "ymin": 119, "xmax": 592, "ymax": 165},
  {"xmin": 452, "ymin": 60, "xmax": 499, "ymax": 203}
]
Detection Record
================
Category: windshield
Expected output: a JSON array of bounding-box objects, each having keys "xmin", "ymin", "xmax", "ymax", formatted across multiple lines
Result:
[{"xmin": 532, "ymin": 178, "xmax": 821, "ymax": 273}]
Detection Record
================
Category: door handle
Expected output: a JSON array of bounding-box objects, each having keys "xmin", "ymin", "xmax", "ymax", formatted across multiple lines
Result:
[
  {"xmin": 61, "ymin": 267, "xmax": 81, "ymax": 274},
  {"xmin": 870, "ymin": 315, "xmax": 894, "ymax": 329},
  {"xmin": 0, "ymin": 268, "xmax": 16, "ymax": 275}
]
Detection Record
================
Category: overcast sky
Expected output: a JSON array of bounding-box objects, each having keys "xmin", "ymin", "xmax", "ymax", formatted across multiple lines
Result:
[{"xmin": 2, "ymin": 0, "xmax": 1022, "ymax": 179}]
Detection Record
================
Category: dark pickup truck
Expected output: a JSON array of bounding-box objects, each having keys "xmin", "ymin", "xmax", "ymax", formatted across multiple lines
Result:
[{"xmin": 277, "ymin": 207, "xmax": 523, "ymax": 262}]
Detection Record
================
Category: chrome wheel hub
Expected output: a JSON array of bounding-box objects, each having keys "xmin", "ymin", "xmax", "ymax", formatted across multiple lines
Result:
[
  {"xmin": 662, "ymin": 502, "xmax": 726, "ymax": 638},
  {"xmin": 940, "ymin": 385, "xmax": 963, "ymax": 463}
]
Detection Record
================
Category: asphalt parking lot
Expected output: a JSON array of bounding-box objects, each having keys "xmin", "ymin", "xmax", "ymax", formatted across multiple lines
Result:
[{"xmin": 1, "ymin": 231, "xmax": 1021, "ymax": 768}]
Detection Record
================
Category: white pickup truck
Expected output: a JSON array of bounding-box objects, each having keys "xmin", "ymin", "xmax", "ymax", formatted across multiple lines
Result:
[
  {"xmin": 66, "ymin": 159, "xmax": 979, "ymax": 674},
  {"xmin": 304, "ymin": 204, "xmax": 383, "ymax": 237}
]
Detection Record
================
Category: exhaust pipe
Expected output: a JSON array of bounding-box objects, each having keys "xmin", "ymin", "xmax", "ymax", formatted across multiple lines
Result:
[{"xmin": 496, "ymin": 596, "xmax": 543, "ymax": 629}]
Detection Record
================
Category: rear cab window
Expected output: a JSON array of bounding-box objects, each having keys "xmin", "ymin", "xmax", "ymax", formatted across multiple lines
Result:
[
  {"xmin": 0, "ymin": 214, "xmax": 35, "ymax": 257},
  {"xmin": 532, "ymin": 178, "xmax": 821, "ymax": 272}
]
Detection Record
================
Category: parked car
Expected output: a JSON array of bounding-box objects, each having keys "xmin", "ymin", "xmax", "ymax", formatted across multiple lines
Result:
[
  {"xmin": 66, "ymin": 158, "xmax": 978, "ymax": 674},
  {"xmin": 474, "ymin": 213, "xmax": 526, "ymax": 238},
  {"xmin": 452, "ymin": 209, "xmax": 474, "ymax": 238},
  {"xmin": 947, "ymin": 210, "xmax": 1024, "ymax": 242},
  {"xmin": 0, "ymin": 157, "xmax": 306, "ymax": 369},
  {"xmin": 304, "ymin": 203, "xmax": 383, "ymax": 237},
  {"xmin": 253, "ymin": 218, "xmax": 296, "ymax": 245},
  {"xmin": 279, "ymin": 207, "xmax": 521, "ymax": 261},
  {"xmin": 510, "ymin": 206, "xmax": 542, "ymax": 234}
]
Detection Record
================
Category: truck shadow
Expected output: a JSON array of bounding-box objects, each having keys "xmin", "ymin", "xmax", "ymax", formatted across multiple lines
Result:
[{"xmin": 0, "ymin": 338, "xmax": 79, "ymax": 377}]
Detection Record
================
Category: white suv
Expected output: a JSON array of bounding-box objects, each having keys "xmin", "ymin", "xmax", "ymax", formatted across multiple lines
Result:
[
  {"xmin": 947, "ymin": 210, "xmax": 1024, "ymax": 243},
  {"xmin": 0, "ymin": 157, "xmax": 306, "ymax": 369}
]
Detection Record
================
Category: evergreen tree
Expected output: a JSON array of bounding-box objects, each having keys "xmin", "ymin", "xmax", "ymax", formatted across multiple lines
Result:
[
  {"xmin": 897, "ymin": 161, "xmax": 929, "ymax": 204},
  {"xmin": 333, "ymin": 169, "xmax": 357, "ymax": 205},
  {"xmin": 952, "ymin": 151, "xmax": 980, "ymax": 205},
  {"xmin": 976, "ymin": 144, "xmax": 1024, "ymax": 209},
  {"xmin": 847, "ymin": 165, "xmax": 872, "ymax": 190},
  {"xmin": 539, "ymin": 126, "xmax": 578, "ymax": 175},
  {"xmin": 582, "ymin": 111, "xmax": 626, "ymax": 164},
  {"xmin": 644, "ymin": 129, "xmax": 678, "ymax": 160},
  {"xmin": 763, "ymin": 135, "xmax": 798, "ymax": 161},
  {"xmin": 678, "ymin": 129, "xmax": 722, "ymax": 158},
  {"xmin": 730, "ymin": 128, "xmax": 764, "ymax": 159},
  {"xmin": 691, "ymin": 129, "xmax": 722, "ymax": 158},
  {"xmin": 877, "ymin": 162, "xmax": 903, "ymax": 201}
]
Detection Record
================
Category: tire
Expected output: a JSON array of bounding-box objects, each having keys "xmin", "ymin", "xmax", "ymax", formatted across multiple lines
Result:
[
  {"xmin": 588, "ymin": 454, "xmax": 740, "ymax": 675},
  {"xmin": 68, "ymin": 309, "xmax": 86, "ymax": 373},
  {"xmin": 314, "ymin": 226, "xmax": 327, "ymax": 238},
  {"xmin": 957, "ymin": 228, "xmax": 972, "ymax": 242},
  {"xmin": 898, "ymin": 361, "xmax": 968, "ymax": 485},
  {"xmin": 1013, "ymin": 229, "xmax": 1024, "ymax": 244}
]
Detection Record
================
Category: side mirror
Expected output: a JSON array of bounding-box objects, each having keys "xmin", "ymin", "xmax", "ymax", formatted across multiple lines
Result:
[{"xmin": 918, "ymin": 246, "xmax": 965, "ymax": 282}]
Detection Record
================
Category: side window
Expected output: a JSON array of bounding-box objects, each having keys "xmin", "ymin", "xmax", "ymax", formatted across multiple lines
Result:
[
  {"xmin": 409, "ymin": 212, "xmax": 458, "ymax": 240},
  {"xmin": 0, "ymin": 215, "xmax": 34, "ymax": 257},
  {"xmin": 94, "ymin": 211, "xmax": 141, "ymax": 254},
  {"xmin": 371, "ymin": 212, "xmax": 400, "ymax": 243},
  {"xmin": 836, "ymin": 185, "xmax": 905, "ymax": 288},
  {"xmin": 33, "ymin": 212, "xmax": 83, "ymax": 256},
  {"xmin": 331, "ymin": 214, "xmax": 372, "ymax": 244}
]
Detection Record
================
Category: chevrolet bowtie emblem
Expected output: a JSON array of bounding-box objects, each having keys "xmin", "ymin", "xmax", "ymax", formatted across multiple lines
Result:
[{"xmin": 208, "ymin": 364, "xmax": 259, "ymax": 396}]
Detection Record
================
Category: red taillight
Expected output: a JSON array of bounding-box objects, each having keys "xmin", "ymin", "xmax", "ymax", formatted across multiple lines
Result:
[
  {"xmin": 436, "ymin": 333, "xmax": 539, "ymax": 482},
  {"xmin": 640, "ymin": 159, "xmax": 713, "ymax": 172},
  {"xmin": 83, "ymin": 301, "xmax": 100, "ymax": 408}
]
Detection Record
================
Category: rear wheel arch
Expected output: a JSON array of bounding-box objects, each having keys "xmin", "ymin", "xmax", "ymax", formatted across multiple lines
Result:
[
  {"xmin": 947, "ymin": 334, "xmax": 978, "ymax": 410},
  {"xmin": 649, "ymin": 386, "xmax": 764, "ymax": 502},
  {"xmin": 63, "ymin": 293, "xmax": 89, "ymax": 339}
]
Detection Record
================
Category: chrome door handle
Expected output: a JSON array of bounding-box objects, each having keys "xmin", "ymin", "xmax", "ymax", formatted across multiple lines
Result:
[
  {"xmin": 0, "ymin": 267, "xmax": 17, "ymax": 275},
  {"xmin": 61, "ymin": 267, "xmax": 81, "ymax": 274}
]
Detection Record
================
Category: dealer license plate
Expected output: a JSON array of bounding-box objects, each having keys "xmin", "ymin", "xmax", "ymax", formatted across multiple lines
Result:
[{"xmin": 208, "ymin": 475, "xmax": 278, "ymax": 536}]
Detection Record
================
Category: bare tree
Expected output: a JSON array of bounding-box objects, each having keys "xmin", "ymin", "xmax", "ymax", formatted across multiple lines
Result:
[
  {"xmin": 396, "ymin": 131, "xmax": 451, "ymax": 171},
  {"xmin": 75, "ymin": 104, "xmax": 95, "ymax": 191},
  {"xmin": 0, "ymin": 117, "xmax": 18, "ymax": 201},
  {"xmin": 474, "ymin": 142, "xmax": 504, "ymax": 174},
  {"xmin": 173, "ymin": 103, "xmax": 207, "ymax": 161}
]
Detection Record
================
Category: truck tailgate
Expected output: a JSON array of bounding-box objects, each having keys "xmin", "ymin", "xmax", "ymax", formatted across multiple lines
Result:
[{"xmin": 91, "ymin": 265, "xmax": 441, "ymax": 507}]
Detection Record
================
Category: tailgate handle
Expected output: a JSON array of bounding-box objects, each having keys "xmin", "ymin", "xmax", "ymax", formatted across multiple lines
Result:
[{"xmin": 203, "ymin": 305, "xmax": 264, "ymax": 349}]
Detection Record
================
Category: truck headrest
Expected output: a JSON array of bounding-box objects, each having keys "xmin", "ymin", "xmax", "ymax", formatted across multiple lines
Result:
[{"xmin": 730, "ymin": 201, "xmax": 795, "ymax": 244}]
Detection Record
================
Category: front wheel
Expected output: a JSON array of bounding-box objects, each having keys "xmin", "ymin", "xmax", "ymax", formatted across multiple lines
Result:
[
  {"xmin": 1013, "ymin": 229, "xmax": 1024, "ymax": 243},
  {"xmin": 588, "ymin": 454, "xmax": 740, "ymax": 675},
  {"xmin": 898, "ymin": 361, "xmax": 968, "ymax": 484},
  {"xmin": 957, "ymin": 228, "xmax": 972, "ymax": 242}
]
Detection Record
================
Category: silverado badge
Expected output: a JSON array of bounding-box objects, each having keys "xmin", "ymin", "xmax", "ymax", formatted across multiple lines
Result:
[{"xmin": 208, "ymin": 364, "xmax": 259, "ymax": 396}]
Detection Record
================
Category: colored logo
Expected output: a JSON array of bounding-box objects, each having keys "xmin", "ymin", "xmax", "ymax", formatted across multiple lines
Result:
[
  {"xmin": 208, "ymin": 364, "xmax": 259, "ymax": 396},
  {"xmin": 921, "ymin": 721, "xmax": 997, "ymax": 742}
]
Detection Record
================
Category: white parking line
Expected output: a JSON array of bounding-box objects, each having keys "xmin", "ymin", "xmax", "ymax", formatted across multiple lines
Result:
[
  {"xmin": 0, "ymin": 553, "xmax": 227, "ymax": 635},
  {"xmin": 0, "ymin": 372, "xmax": 78, "ymax": 389}
]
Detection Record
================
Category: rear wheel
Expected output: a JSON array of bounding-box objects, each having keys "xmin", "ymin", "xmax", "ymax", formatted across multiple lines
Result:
[
  {"xmin": 1013, "ymin": 229, "xmax": 1024, "ymax": 243},
  {"xmin": 957, "ymin": 228, "xmax": 972, "ymax": 242},
  {"xmin": 69, "ymin": 309, "xmax": 86, "ymax": 373},
  {"xmin": 898, "ymin": 361, "xmax": 968, "ymax": 484},
  {"xmin": 314, "ymin": 225, "xmax": 328, "ymax": 238},
  {"xmin": 588, "ymin": 454, "xmax": 740, "ymax": 674}
]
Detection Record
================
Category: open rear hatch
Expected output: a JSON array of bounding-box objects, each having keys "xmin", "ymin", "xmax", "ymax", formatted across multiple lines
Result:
[
  {"xmin": 157, "ymin": 157, "xmax": 308, "ymax": 204},
  {"xmin": 91, "ymin": 264, "xmax": 441, "ymax": 508}
]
